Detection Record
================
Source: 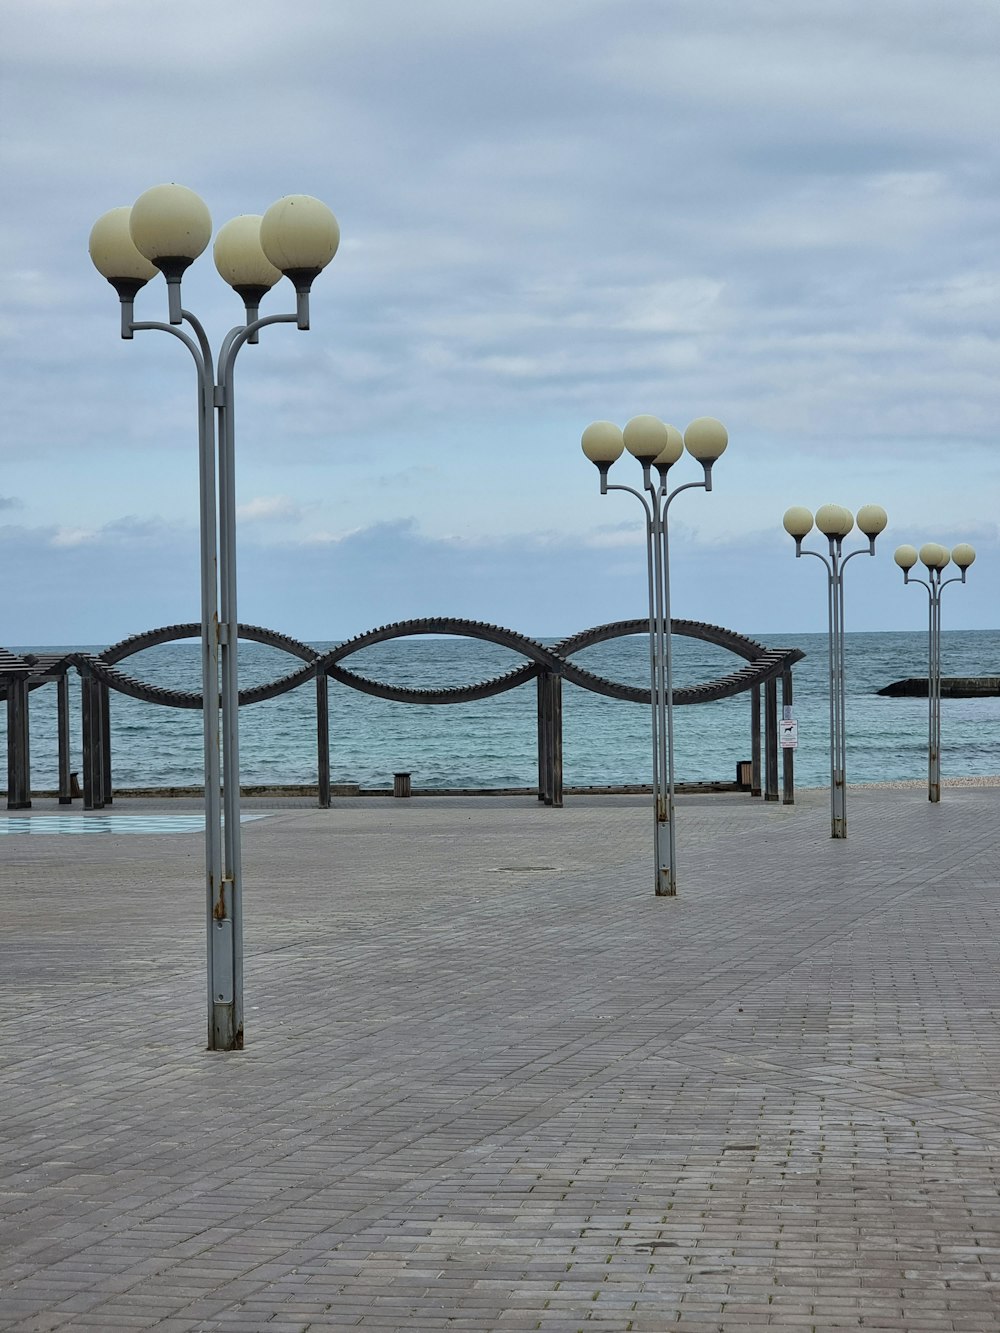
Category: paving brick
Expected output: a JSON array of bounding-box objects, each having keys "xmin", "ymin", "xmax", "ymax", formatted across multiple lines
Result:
[{"xmin": 2, "ymin": 787, "xmax": 1000, "ymax": 1330}]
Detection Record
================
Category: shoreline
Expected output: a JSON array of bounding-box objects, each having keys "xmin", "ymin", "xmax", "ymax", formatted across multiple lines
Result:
[{"xmin": 5, "ymin": 774, "xmax": 1000, "ymax": 802}]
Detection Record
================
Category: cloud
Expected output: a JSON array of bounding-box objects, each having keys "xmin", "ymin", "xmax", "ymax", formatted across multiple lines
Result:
[
  {"xmin": 0, "ymin": 0, "xmax": 997, "ymax": 639},
  {"xmin": 236, "ymin": 495, "xmax": 303, "ymax": 523},
  {"xmin": 2, "ymin": 509, "xmax": 997, "ymax": 645},
  {"xmin": 50, "ymin": 527, "xmax": 99, "ymax": 548},
  {"xmin": 0, "ymin": 496, "xmax": 22, "ymax": 511},
  {"xmin": 582, "ymin": 525, "xmax": 645, "ymax": 551}
]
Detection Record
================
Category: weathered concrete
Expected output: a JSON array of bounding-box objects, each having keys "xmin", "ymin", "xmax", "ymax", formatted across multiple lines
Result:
[{"xmin": 2, "ymin": 785, "xmax": 1000, "ymax": 1331}]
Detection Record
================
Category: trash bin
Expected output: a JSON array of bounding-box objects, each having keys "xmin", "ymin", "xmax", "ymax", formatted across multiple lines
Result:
[{"xmin": 393, "ymin": 772, "xmax": 412, "ymax": 798}]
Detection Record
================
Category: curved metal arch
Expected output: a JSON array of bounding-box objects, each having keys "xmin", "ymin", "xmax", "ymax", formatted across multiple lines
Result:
[
  {"xmin": 101, "ymin": 621, "xmax": 321, "ymax": 666},
  {"xmin": 317, "ymin": 618, "xmax": 606, "ymax": 704},
  {"xmin": 551, "ymin": 619, "xmax": 803, "ymax": 705},
  {"xmin": 90, "ymin": 622, "xmax": 322, "ymax": 710},
  {"xmin": 554, "ymin": 617, "xmax": 772, "ymax": 663},
  {"xmin": 71, "ymin": 615, "xmax": 803, "ymax": 711}
]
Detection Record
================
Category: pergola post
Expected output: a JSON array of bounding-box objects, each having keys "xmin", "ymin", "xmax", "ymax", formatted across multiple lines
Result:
[
  {"xmin": 548, "ymin": 673, "xmax": 563, "ymax": 808},
  {"xmin": 58, "ymin": 672, "xmax": 73, "ymax": 804},
  {"xmin": 535, "ymin": 671, "xmax": 564, "ymax": 807},
  {"xmin": 101, "ymin": 681, "xmax": 113, "ymax": 806},
  {"xmin": 750, "ymin": 685, "xmax": 762, "ymax": 797},
  {"xmin": 781, "ymin": 668, "xmax": 795, "ymax": 805},
  {"xmin": 537, "ymin": 672, "xmax": 551, "ymax": 803},
  {"xmin": 316, "ymin": 671, "xmax": 331, "ymax": 808},
  {"xmin": 81, "ymin": 670, "xmax": 106, "ymax": 811},
  {"xmin": 764, "ymin": 675, "xmax": 779, "ymax": 801},
  {"xmin": 5, "ymin": 675, "xmax": 31, "ymax": 810}
]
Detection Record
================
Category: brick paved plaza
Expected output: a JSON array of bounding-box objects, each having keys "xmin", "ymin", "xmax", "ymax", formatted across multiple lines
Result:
[{"xmin": 2, "ymin": 785, "xmax": 1000, "ymax": 1332}]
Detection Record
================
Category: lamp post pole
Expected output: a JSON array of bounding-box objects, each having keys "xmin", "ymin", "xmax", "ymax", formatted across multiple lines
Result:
[
  {"xmin": 89, "ymin": 186, "xmax": 339, "ymax": 1050},
  {"xmin": 893, "ymin": 542, "xmax": 975, "ymax": 803},
  {"xmin": 581, "ymin": 415, "xmax": 728, "ymax": 895},
  {"xmin": 782, "ymin": 503, "xmax": 887, "ymax": 840}
]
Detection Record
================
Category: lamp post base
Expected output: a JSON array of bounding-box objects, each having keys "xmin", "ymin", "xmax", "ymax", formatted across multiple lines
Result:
[
  {"xmin": 832, "ymin": 770, "xmax": 847, "ymax": 839},
  {"xmin": 210, "ymin": 1004, "xmax": 243, "ymax": 1052},
  {"xmin": 655, "ymin": 818, "xmax": 675, "ymax": 895}
]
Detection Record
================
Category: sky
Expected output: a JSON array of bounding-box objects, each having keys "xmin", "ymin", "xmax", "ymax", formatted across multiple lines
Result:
[{"xmin": 1, "ymin": 0, "xmax": 998, "ymax": 646}]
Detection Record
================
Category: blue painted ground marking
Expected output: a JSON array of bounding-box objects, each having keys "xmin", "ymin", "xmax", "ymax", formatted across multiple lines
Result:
[{"xmin": 0, "ymin": 814, "xmax": 270, "ymax": 835}]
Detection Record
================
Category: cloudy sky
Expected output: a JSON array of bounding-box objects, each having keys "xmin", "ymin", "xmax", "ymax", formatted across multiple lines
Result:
[{"xmin": 2, "ymin": 0, "xmax": 997, "ymax": 645}]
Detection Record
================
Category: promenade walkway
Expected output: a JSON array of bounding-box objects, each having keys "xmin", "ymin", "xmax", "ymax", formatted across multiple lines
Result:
[{"xmin": 1, "ymin": 786, "xmax": 999, "ymax": 1331}]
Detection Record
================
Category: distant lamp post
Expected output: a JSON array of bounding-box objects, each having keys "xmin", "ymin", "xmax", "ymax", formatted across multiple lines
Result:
[
  {"xmin": 894, "ymin": 541, "xmax": 975, "ymax": 803},
  {"xmin": 783, "ymin": 502, "xmax": 888, "ymax": 839},
  {"xmin": 582, "ymin": 413, "xmax": 728, "ymax": 895},
  {"xmin": 89, "ymin": 184, "xmax": 339, "ymax": 1051}
]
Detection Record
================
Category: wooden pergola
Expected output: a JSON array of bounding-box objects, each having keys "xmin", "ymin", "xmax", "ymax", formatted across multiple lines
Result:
[{"xmin": 1, "ymin": 618, "xmax": 804, "ymax": 810}]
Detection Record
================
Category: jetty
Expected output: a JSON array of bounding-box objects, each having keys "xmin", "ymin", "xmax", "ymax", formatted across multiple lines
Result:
[{"xmin": 878, "ymin": 675, "xmax": 1000, "ymax": 697}]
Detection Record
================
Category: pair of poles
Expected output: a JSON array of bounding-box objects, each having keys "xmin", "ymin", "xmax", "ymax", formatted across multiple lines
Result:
[
  {"xmin": 782, "ymin": 503, "xmax": 888, "ymax": 839},
  {"xmin": 894, "ymin": 542, "xmax": 976, "ymax": 803},
  {"xmin": 581, "ymin": 414, "xmax": 729, "ymax": 895},
  {"xmin": 90, "ymin": 184, "xmax": 340, "ymax": 1050}
]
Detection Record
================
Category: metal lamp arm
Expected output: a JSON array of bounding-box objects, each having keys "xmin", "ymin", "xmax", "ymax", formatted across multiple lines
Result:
[
  {"xmin": 218, "ymin": 312, "xmax": 299, "ymax": 387},
  {"xmin": 130, "ymin": 320, "xmax": 209, "ymax": 380},
  {"xmin": 798, "ymin": 546, "xmax": 833, "ymax": 577},
  {"xmin": 663, "ymin": 477, "xmax": 707, "ymax": 516},
  {"xmin": 903, "ymin": 574, "xmax": 932, "ymax": 598},
  {"xmin": 840, "ymin": 542, "xmax": 876, "ymax": 571},
  {"xmin": 181, "ymin": 310, "xmax": 215, "ymax": 377},
  {"xmin": 606, "ymin": 482, "xmax": 654, "ymax": 524}
]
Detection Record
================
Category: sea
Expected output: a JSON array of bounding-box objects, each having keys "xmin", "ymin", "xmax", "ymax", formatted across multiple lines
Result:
[{"xmin": 4, "ymin": 630, "xmax": 999, "ymax": 792}]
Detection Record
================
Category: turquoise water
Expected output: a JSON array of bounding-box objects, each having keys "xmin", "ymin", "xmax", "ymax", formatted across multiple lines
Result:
[{"xmin": 4, "ymin": 630, "xmax": 999, "ymax": 791}]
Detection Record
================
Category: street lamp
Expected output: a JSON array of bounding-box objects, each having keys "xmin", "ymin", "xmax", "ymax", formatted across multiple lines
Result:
[
  {"xmin": 581, "ymin": 413, "xmax": 728, "ymax": 896},
  {"xmin": 782, "ymin": 502, "xmax": 888, "ymax": 840},
  {"xmin": 89, "ymin": 184, "xmax": 339, "ymax": 1051},
  {"xmin": 894, "ymin": 541, "xmax": 975, "ymax": 803}
]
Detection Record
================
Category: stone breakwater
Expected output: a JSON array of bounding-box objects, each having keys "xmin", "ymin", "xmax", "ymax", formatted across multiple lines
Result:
[{"xmin": 879, "ymin": 676, "xmax": 1000, "ymax": 697}]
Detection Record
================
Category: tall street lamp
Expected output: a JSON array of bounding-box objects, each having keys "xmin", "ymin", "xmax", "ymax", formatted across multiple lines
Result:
[
  {"xmin": 89, "ymin": 184, "xmax": 339, "ymax": 1051},
  {"xmin": 581, "ymin": 414, "xmax": 728, "ymax": 896},
  {"xmin": 893, "ymin": 541, "xmax": 976, "ymax": 803},
  {"xmin": 782, "ymin": 502, "xmax": 888, "ymax": 840}
]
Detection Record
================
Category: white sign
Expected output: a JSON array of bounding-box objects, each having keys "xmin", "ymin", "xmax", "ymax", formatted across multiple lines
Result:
[{"xmin": 779, "ymin": 719, "xmax": 798, "ymax": 749}]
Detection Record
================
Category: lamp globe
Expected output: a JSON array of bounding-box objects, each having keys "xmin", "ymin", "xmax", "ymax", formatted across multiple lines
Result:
[
  {"xmin": 259, "ymin": 195, "xmax": 340, "ymax": 282},
  {"xmin": 951, "ymin": 543, "xmax": 976, "ymax": 570},
  {"xmin": 919, "ymin": 542, "xmax": 950, "ymax": 570},
  {"xmin": 89, "ymin": 208, "xmax": 159, "ymax": 287},
  {"xmin": 581, "ymin": 421, "xmax": 625, "ymax": 466},
  {"xmin": 684, "ymin": 417, "xmax": 728, "ymax": 462},
  {"xmin": 653, "ymin": 425, "xmax": 685, "ymax": 472},
  {"xmin": 129, "ymin": 185, "xmax": 212, "ymax": 271},
  {"xmin": 623, "ymin": 415, "xmax": 669, "ymax": 463},
  {"xmin": 782, "ymin": 506, "xmax": 814, "ymax": 539},
  {"xmin": 214, "ymin": 216, "xmax": 282, "ymax": 298},
  {"xmin": 856, "ymin": 504, "xmax": 888, "ymax": 538},
  {"xmin": 816, "ymin": 504, "xmax": 854, "ymax": 538},
  {"xmin": 894, "ymin": 545, "xmax": 919, "ymax": 570}
]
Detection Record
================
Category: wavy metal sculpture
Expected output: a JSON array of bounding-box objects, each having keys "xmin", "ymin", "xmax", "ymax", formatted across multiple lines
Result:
[{"xmin": 1, "ymin": 618, "xmax": 803, "ymax": 810}]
